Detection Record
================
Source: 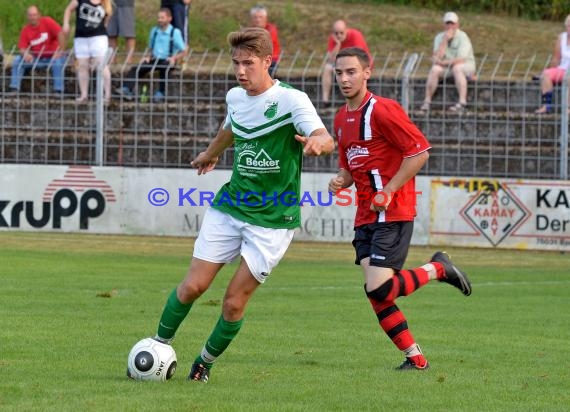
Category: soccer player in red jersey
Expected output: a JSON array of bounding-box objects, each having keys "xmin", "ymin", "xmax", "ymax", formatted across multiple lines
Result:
[{"xmin": 328, "ymin": 47, "xmax": 472, "ymax": 370}]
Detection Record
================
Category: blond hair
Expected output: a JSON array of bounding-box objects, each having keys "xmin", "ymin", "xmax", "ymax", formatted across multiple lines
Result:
[{"xmin": 227, "ymin": 27, "xmax": 273, "ymax": 59}]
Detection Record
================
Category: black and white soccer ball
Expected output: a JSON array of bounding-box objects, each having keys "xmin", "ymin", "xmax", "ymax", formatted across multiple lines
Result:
[{"xmin": 127, "ymin": 338, "xmax": 177, "ymax": 381}]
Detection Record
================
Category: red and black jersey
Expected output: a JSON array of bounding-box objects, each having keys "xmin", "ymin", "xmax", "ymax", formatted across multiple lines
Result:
[{"xmin": 334, "ymin": 92, "xmax": 431, "ymax": 227}]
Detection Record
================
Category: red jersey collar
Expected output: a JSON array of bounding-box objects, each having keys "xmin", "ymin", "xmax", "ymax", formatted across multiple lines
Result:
[{"xmin": 345, "ymin": 91, "xmax": 373, "ymax": 112}]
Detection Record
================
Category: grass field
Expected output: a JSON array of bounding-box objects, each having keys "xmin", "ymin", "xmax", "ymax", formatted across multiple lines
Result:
[{"xmin": 1, "ymin": 231, "xmax": 569, "ymax": 411}]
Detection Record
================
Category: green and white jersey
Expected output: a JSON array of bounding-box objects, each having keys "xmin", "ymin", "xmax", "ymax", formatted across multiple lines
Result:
[{"xmin": 212, "ymin": 80, "xmax": 325, "ymax": 229}]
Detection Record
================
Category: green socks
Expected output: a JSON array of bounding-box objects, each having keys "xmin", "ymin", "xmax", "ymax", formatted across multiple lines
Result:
[
  {"xmin": 156, "ymin": 290, "xmax": 243, "ymax": 369},
  {"xmin": 156, "ymin": 288, "xmax": 193, "ymax": 340},
  {"xmin": 196, "ymin": 315, "xmax": 243, "ymax": 368}
]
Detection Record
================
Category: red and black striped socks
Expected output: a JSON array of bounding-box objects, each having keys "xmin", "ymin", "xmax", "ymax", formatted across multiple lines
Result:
[{"xmin": 366, "ymin": 267, "xmax": 433, "ymax": 368}]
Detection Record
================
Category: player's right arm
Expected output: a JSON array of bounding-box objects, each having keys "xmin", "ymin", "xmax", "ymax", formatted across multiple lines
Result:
[{"xmin": 190, "ymin": 123, "xmax": 234, "ymax": 175}]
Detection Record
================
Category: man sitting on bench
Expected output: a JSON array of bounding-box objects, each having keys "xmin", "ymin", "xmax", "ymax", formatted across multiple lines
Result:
[
  {"xmin": 8, "ymin": 5, "xmax": 66, "ymax": 96},
  {"xmin": 116, "ymin": 8, "xmax": 186, "ymax": 103}
]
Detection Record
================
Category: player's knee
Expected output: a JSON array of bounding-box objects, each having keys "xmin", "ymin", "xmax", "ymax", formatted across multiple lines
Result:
[
  {"xmin": 178, "ymin": 281, "xmax": 207, "ymax": 302},
  {"xmin": 452, "ymin": 64, "xmax": 465, "ymax": 75},
  {"xmin": 222, "ymin": 295, "xmax": 246, "ymax": 320},
  {"xmin": 365, "ymin": 278, "xmax": 394, "ymax": 302},
  {"xmin": 78, "ymin": 60, "xmax": 90, "ymax": 71},
  {"xmin": 430, "ymin": 65, "xmax": 443, "ymax": 76}
]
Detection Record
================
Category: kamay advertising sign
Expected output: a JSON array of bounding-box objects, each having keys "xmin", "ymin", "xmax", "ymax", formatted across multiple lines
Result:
[{"xmin": 430, "ymin": 178, "xmax": 570, "ymax": 251}]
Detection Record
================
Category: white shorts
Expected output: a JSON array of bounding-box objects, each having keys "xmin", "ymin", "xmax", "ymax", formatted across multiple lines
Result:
[
  {"xmin": 74, "ymin": 36, "xmax": 109, "ymax": 59},
  {"xmin": 193, "ymin": 208, "xmax": 295, "ymax": 283}
]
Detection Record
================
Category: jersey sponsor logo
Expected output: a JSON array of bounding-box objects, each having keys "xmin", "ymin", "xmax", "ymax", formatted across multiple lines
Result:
[
  {"xmin": 264, "ymin": 101, "xmax": 278, "ymax": 119},
  {"xmin": 30, "ymin": 32, "xmax": 49, "ymax": 47},
  {"xmin": 236, "ymin": 146, "xmax": 281, "ymax": 174},
  {"xmin": 346, "ymin": 145, "xmax": 370, "ymax": 162}
]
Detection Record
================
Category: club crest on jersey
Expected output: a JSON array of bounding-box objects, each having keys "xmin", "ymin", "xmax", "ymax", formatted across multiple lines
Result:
[
  {"xmin": 346, "ymin": 145, "xmax": 370, "ymax": 162},
  {"xmin": 264, "ymin": 101, "xmax": 278, "ymax": 119}
]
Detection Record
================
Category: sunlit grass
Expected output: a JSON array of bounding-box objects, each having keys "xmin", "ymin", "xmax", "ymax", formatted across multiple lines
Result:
[{"xmin": 1, "ymin": 231, "xmax": 568, "ymax": 411}]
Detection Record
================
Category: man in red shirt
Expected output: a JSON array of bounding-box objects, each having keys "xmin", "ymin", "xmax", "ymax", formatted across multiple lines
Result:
[
  {"xmin": 328, "ymin": 47, "xmax": 472, "ymax": 370},
  {"xmin": 249, "ymin": 5, "xmax": 281, "ymax": 77},
  {"xmin": 321, "ymin": 20, "xmax": 371, "ymax": 107},
  {"xmin": 9, "ymin": 5, "xmax": 66, "ymax": 95}
]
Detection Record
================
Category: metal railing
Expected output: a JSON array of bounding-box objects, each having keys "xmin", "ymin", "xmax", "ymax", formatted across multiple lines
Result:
[{"xmin": 0, "ymin": 47, "xmax": 568, "ymax": 179}]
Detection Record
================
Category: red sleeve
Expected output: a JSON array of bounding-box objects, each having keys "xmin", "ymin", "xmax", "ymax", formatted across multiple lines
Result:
[
  {"xmin": 344, "ymin": 29, "xmax": 373, "ymax": 67},
  {"xmin": 43, "ymin": 17, "xmax": 62, "ymax": 37},
  {"xmin": 374, "ymin": 99, "xmax": 431, "ymax": 157},
  {"xmin": 266, "ymin": 23, "xmax": 280, "ymax": 60},
  {"xmin": 327, "ymin": 35, "xmax": 335, "ymax": 53},
  {"xmin": 17, "ymin": 27, "xmax": 30, "ymax": 50},
  {"xmin": 352, "ymin": 30, "xmax": 370, "ymax": 54}
]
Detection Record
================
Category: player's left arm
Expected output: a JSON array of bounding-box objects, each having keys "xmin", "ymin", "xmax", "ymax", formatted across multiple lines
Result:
[
  {"xmin": 371, "ymin": 151, "xmax": 429, "ymax": 212},
  {"xmin": 383, "ymin": 152, "xmax": 429, "ymax": 194},
  {"xmin": 295, "ymin": 128, "xmax": 335, "ymax": 156},
  {"xmin": 371, "ymin": 100, "xmax": 430, "ymax": 211}
]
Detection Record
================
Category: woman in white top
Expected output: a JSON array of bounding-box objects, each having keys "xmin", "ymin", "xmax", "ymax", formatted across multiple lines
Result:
[{"xmin": 535, "ymin": 14, "xmax": 570, "ymax": 114}]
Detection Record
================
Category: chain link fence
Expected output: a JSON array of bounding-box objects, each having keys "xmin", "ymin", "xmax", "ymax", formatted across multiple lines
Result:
[{"xmin": 0, "ymin": 47, "xmax": 568, "ymax": 179}]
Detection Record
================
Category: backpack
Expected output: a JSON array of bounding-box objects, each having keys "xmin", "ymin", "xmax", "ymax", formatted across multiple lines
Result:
[{"xmin": 150, "ymin": 26, "xmax": 180, "ymax": 57}]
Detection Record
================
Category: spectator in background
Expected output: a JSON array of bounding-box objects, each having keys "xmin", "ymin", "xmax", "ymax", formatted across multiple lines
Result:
[
  {"xmin": 108, "ymin": 0, "xmax": 136, "ymax": 64},
  {"xmin": 249, "ymin": 4, "xmax": 281, "ymax": 76},
  {"xmin": 420, "ymin": 12, "xmax": 475, "ymax": 114},
  {"xmin": 535, "ymin": 14, "xmax": 570, "ymax": 114},
  {"xmin": 116, "ymin": 8, "xmax": 186, "ymax": 103},
  {"xmin": 160, "ymin": 0, "xmax": 192, "ymax": 45},
  {"xmin": 63, "ymin": 0, "xmax": 113, "ymax": 103},
  {"xmin": 321, "ymin": 20, "xmax": 371, "ymax": 107},
  {"xmin": 8, "ymin": 5, "xmax": 66, "ymax": 95}
]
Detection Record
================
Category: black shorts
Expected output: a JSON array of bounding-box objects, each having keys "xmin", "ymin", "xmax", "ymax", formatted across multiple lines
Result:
[{"xmin": 352, "ymin": 221, "xmax": 414, "ymax": 270}]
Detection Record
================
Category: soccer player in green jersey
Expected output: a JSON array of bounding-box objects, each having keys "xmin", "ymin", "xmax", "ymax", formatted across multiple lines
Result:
[{"xmin": 153, "ymin": 27, "xmax": 334, "ymax": 383}]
